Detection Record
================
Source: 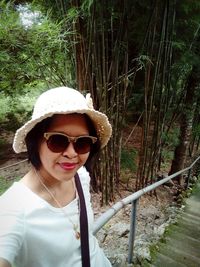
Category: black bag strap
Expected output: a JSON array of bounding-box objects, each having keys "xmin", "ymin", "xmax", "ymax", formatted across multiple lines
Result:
[{"xmin": 75, "ymin": 173, "xmax": 91, "ymax": 267}]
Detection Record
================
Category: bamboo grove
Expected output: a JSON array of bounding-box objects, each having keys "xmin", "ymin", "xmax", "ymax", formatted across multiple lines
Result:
[{"xmin": 1, "ymin": 0, "xmax": 200, "ymax": 204}]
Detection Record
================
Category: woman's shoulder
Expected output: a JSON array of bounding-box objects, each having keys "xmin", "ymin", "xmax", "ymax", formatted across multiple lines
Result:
[
  {"xmin": 0, "ymin": 182, "xmax": 21, "ymax": 200},
  {"xmin": 77, "ymin": 166, "xmax": 91, "ymax": 185},
  {"xmin": 0, "ymin": 182, "xmax": 31, "ymax": 212}
]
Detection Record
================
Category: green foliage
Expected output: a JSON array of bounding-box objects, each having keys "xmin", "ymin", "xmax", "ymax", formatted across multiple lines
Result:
[
  {"xmin": 171, "ymin": 1, "xmax": 200, "ymax": 91},
  {"xmin": 161, "ymin": 128, "xmax": 180, "ymax": 148},
  {"xmin": 81, "ymin": 0, "xmax": 94, "ymax": 15},
  {"xmin": 0, "ymin": 176, "xmax": 21, "ymax": 195},
  {"xmin": 0, "ymin": 177, "xmax": 13, "ymax": 195},
  {"xmin": 0, "ymin": 95, "xmax": 10, "ymax": 117},
  {"xmin": 0, "ymin": 1, "xmax": 27, "ymax": 94},
  {"xmin": 158, "ymin": 128, "xmax": 180, "ymax": 171},
  {"xmin": 160, "ymin": 150, "xmax": 174, "ymax": 171},
  {"xmin": 0, "ymin": 97, "xmax": 30, "ymax": 131},
  {"xmin": 0, "ymin": 85, "xmax": 46, "ymax": 131},
  {"xmin": 67, "ymin": 6, "xmax": 80, "ymax": 21},
  {"xmin": 192, "ymin": 124, "xmax": 200, "ymax": 137},
  {"xmin": 120, "ymin": 148, "xmax": 137, "ymax": 172},
  {"xmin": 0, "ymin": 1, "xmax": 72, "ymax": 96}
]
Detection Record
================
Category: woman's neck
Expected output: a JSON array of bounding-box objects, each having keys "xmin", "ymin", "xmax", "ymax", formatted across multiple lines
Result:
[{"xmin": 20, "ymin": 168, "xmax": 76, "ymax": 207}]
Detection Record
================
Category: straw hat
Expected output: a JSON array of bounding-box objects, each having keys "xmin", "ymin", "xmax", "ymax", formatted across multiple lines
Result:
[{"xmin": 13, "ymin": 87, "xmax": 112, "ymax": 153}]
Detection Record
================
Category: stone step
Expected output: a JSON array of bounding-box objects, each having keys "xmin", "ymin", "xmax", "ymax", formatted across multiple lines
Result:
[
  {"xmin": 149, "ymin": 181, "xmax": 200, "ymax": 267},
  {"xmin": 170, "ymin": 223, "xmax": 200, "ymax": 240},
  {"xmin": 150, "ymin": 253, "xmax": 188, "ymax": 267},
  {"xmin": 151, "ymin": 232, "xmax": 200, "ymax": 266}
]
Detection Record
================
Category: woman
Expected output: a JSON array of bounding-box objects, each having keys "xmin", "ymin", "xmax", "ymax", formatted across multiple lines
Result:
[{"xmin": 0, "ymin": 87, "xmax": 112, "ymax": 267}]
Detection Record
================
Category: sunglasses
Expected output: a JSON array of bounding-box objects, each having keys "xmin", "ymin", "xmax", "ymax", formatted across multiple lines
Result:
[{"xmin": 43, "ymin": 132, "xmax": 97, "ymax": 154}]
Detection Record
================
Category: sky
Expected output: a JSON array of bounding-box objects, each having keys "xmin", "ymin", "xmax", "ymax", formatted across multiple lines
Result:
[{"xmin": 17, "ymin": 4, "xmax": 42, "ymax": 28}]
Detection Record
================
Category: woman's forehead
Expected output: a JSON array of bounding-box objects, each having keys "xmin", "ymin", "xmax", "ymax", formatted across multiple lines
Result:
[{"xmin": 48, "ymin": 114, "xmax": 89, "ymax": 133}]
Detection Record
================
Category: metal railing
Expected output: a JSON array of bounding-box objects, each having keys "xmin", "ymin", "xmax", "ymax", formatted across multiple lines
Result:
[{"xmin": 92, "ymin": 155, "xmax": 200, "ymax": 264}]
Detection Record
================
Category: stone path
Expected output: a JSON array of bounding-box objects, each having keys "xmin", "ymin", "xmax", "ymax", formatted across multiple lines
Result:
[{"xmin": 149, "ymin": 181, "xmax": 200, "ymax": 267}]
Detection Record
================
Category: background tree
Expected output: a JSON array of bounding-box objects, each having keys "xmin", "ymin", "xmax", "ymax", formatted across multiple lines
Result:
[
  {"xmin": 169, "ymin": 32, "xmax": 200, "ymax": 185},
  {"xmin": 165, "ymin": 1, "xmax": 200, "ymax": 185}
]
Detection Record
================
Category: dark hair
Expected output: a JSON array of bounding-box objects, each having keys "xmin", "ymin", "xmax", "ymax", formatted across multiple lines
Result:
[
  {"xmin": 25, "ymin": 117, "xmax": 53, "ymax": 169},
  {"xmin": 25, "ymin": 114, "xmax": 101, "ymax": 170}
]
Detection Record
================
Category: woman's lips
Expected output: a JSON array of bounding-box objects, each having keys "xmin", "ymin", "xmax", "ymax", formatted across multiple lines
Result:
[{"xmin": 59, "ymin": 162, "xmax": 77, "ymax": 170}]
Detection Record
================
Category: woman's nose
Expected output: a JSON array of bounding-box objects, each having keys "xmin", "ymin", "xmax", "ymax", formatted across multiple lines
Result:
[{"xmin": 62, "ymin": 142, "xmax": 78, "ymax": 158}]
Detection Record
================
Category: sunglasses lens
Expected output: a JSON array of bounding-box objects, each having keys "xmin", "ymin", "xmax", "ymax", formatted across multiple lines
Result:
[
  {"xmin": 47, "ymin": 135, "xmax": 69, "ymax": 153},
  {"xmin": 74, "ymin": 137, "xmax": 94, "ymax": 154}
]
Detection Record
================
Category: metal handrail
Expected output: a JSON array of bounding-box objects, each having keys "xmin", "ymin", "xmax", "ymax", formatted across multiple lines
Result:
[{"xmin": 93, "ymin": 155, "xmax": 200, "ymax": 263}]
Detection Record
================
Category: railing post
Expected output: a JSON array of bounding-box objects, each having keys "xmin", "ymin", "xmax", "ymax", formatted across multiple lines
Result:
[
  {"xmin": 128, "ymin": 198, "xmax": 138, "ymax": 264},
  {"xmin": 186, "ymin": 168, "xmax": 191, "ymax": 189}
]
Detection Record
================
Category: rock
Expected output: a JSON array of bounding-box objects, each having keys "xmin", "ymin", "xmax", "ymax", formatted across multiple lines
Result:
[
  {"xmin": 109, "ymin": 223, "xmax": 130, "ymax": 237},
  {"xmin": 134, "ymin": 239, "xmax": 151, "ymax": 262},
  {"xmin": 155, "ymin": 223, "xmax": 168, "ymax": 237},
  {"xmin": 108, "ymin": 254, "xmax": 127, "ymax": 267},
  {"xmin": 190, "ymin": 176, "xmax": 198, "ymax": 184}
]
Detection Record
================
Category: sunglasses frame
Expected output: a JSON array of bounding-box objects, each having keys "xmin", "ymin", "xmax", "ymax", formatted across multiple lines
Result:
[{"xmin": 43, "ymin": 132, "xmax": 97, "ymax": 154}]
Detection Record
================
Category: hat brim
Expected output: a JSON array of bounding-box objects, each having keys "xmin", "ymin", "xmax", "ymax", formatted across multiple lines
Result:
[{"xmin": 13, "ymin": 109, "xmax": 112, "ymax": 153}]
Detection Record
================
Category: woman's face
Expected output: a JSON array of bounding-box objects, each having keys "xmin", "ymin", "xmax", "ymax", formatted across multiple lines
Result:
[{"xmin": 38, "ymin": 114, "xmax": 90, "ymax": 183}]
